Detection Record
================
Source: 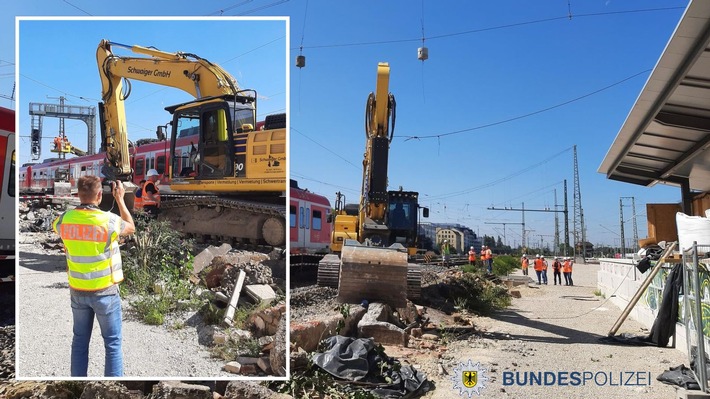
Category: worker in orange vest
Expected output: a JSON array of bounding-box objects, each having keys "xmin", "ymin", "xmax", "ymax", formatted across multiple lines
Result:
[
  {"xmin": 552, "ymin": 257, "xmax": 563, "ymax": 285},
  {"xmin": 142, "ymin": 169, "xmax": 161, "ymax": 218},
  {"xmin": 563, "ymin": 257, "xmax": 574, "ymax": 286},
  {"xmin": 540, "ymin": 255, "xmax": 549, "ymax": 285},
  {"xmin": 133, "ymin": 179, "xmax": 145, "ymax": 213},
  {"xmin": 520, "ymin": 254, "xmax": 529, "ymax": 276},
  {"xmin": 468, "ymin": 246, "xmax": 476, "ymax": 266},
  {"xmin": 533, "ymin": 254, "xmax": 544, "ymax": 284}
]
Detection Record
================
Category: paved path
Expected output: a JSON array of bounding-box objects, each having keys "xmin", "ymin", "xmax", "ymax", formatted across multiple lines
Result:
[{"xmin": 424, "ymin": 262, "xmax": 690, "ymax": 399}]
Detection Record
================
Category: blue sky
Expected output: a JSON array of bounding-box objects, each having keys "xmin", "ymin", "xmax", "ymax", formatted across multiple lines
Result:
[
  {"xmin": 1, "ymin": 0, "xmax": 693, "ymax": 248},
  {"xmin": 16, "ymin": 17, "xmax": 286, "ymax": 165}
]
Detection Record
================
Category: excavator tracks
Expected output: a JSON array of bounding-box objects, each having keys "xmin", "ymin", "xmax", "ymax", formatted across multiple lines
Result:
[{"xmin": 158, "ymin": 196, "xmax": 285, "ymax": 247}]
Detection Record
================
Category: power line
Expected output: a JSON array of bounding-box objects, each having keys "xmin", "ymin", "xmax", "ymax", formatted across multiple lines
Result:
[
  {"xmin": 425, "ymin": 146, "xmax": 573, "ymax": 201},
  {"xmin": 206, "ymin": 0, "xmax": 253, "ymax": 16},
  {"xmin": 291, "ymin": 7, "xmax": 684, "ymax": 50},
  {"xmin": 399, "ymin": 69, "xmax": 651, "ymax": 140},
  {"xmin": 62, "ymin": 0, "xmax": 92, "ymax": 16},
  {"xmin": 291, "ymin": 127, "xmax": 360, "ymax": 170}
]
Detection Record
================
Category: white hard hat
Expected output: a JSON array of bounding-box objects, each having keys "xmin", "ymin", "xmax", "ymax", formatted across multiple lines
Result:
[
  {"xmin": 536, "ymin": 254, "xmax": 540, "ymax": 258},
  {"xmin": 444, "ymin": 240, "xmax": 448, "ymax": 243},
  {"xmin": 147, "ymin": 169, "xmax": 159, "ymax": 177},
  {"xmin": 522, "ymin": 254, "xmax": 527, "ymax": 257},
  {"xmin": 470, "ymin": 246, "xmax": 474, "ymax": 249}
]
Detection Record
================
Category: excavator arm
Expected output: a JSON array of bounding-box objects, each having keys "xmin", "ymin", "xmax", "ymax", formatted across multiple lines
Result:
[
  {"xmin": 96, "ymin": 39, "xmax": 243, "ymax": 181},
  {"xmin": 359, "ymin": 62, "xmax": 396, "ymax": 241}
]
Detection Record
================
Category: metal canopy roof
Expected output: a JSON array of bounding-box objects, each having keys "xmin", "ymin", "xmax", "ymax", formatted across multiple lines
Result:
[{"xmin": 599, "ymin": 0, "xmax": 710, "ymax": 192}]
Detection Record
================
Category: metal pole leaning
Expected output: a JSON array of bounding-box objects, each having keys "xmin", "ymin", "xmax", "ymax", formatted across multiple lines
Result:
[{"xmin": 608, "ymin": 241, "xmax": 677, "ymax": 337}]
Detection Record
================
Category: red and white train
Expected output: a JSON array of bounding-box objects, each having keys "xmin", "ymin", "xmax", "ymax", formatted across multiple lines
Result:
[
  {"xmin": 289, "ymin": 180, "xmax": 332, "ymax": 263},
  {"xmin": 0, "ymin": 107, "xmax": 16, "ymax": 282},
  {"xmin": 19, "ymin": 132, "xmax": 199, "ymax": 195}
]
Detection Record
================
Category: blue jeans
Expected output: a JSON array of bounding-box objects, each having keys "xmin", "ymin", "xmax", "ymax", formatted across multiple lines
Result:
[{"xmin": 70, "ymin": 293, "xmax": 123, "ymax": 376}]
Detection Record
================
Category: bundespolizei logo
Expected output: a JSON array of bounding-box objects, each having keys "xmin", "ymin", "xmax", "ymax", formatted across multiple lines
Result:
[{"xmin": 452, "ymin": 359, "xmax": 489, "ymax": 397}]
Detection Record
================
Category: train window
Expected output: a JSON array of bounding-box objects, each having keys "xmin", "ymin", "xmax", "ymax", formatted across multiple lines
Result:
[
  {"xmin": 135, "ymin": 158, "xmax": 144, "ymax": 175},
  {"xmin": 156, "ymin": 155, "xmax": 166, "ymax": 174},
  {"xmin": 299, "ymin": 206, "xmax": 305, "ymax": 228},
  {"xmin": 81, "ymin": 166, "xmax": 86, "ymax": 172},
  {"xmin": 8, "ymin": 151, "xmax": 14, "ymax": 197},
  {"xmin": 290, "ymin": 205, "xmax": 296, "ymax": 228},
  {"xmin": 312, "ymin": 210, "xmax": 322, "ymax": 231},
  {"xmin": 305, "ymin": 207, "xmax": 310, "ymax": 229}
]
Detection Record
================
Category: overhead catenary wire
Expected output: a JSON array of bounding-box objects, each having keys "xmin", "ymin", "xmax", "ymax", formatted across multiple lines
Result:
[
  {"xmin": 290, "ymin": 6, "xmax": 684, "ymax": 50},
  {"xmin": 401, "ymin": 69, "xmax": 651, "ymax": 140}
]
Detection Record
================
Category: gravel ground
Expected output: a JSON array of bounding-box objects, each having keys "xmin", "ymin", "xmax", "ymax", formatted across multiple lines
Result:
[
  {"xmin": 420, "ymin": 262, "xmax": 690, "ymax": 399},
  {"xmin": 17, "ymin": 232, "xmax": 237, "ymax": 378}
]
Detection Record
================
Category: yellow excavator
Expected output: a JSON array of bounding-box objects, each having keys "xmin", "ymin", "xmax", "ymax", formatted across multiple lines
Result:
[
  {"xmin": 317, "ymin": 63, "xmax": 427, "ymax": 307},
  {"xmin": 97, "ymin": 40, "xmax": 286, "ymax": 246}
]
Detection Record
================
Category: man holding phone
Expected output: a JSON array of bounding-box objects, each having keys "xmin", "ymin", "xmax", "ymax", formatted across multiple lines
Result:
[{"xmin": 52, "ymin": 176, "xmax": 135, "ymax": 376}]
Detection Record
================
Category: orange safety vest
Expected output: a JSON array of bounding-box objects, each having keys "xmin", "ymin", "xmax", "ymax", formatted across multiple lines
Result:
[
  {"xmin": 534, "ymin": 258, "xmax": 544, "ymax": 272},
  {"xmin": 485, "ymin": 248, "xmax": 493, "ymax": 260},
  {"xmin": 133, "ymin": 187, "xmax": 143, "ymax": 210},
  {"xmin": 521, "ymin": 258, "xmax": 529, "ymax": 269},
  {"xmin": 552, "ymin": 261, "xmax": 562, "ymax": 271},
  {"xmin": 468, "ymin": 250, "xmax": 476, "ymax": 262},
  {"xmin": 563, "ymin": 260, "xmax": 572, "ymax": 273},
  {"xmin": 142, "ymin": 181, "xmax": 160, "ymax": 207}
]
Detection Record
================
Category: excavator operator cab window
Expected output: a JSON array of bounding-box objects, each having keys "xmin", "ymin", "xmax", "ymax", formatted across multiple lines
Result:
[
  {"xmin": 198, "ymin": 108, "xmax": 231, "ymax": 178},
  {"xmin": 388, "ymin": 200, "xmax": 411, "ymax": 230}
]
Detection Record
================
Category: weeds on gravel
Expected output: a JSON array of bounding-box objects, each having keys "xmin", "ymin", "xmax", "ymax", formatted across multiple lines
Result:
[
  {"xmin": 447, "ymin": 273, "xmax": 511, "ymax": 315},
  {"xmin": 492, "ymin": 255, "xmax": 519, "ymax": 275},
  {"xmin": 120, "ymin": 218, "xmax": 198, "ymax": 325},
  {"xmin": 211, "ymin": 336, "xmax": 262, "ymax": 360},
  {"xmin": 270, "ymin": 364, "xmax": 379, "ymax": 399}
]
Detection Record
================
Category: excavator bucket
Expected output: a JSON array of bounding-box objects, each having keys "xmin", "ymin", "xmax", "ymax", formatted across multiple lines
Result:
[{"xmin": 337, "ymin": 242, "xmax": 409, "ymax": 308}]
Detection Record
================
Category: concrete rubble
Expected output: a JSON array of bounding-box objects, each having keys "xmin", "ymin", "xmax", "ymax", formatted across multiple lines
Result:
[
  {"xmin": 0, "ymin": 381, "xmax": 294, "ymax": 399},
  {"xmin": 18, "ymin": 200, "xmax": 287, "ymax": 377}
]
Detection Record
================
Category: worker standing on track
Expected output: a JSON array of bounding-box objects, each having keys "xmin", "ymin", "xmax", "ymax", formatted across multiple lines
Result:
[
  {"xmin": 441, "ymin": 240, "xmax": 451, "ymax": 267},
  {"xmin": 552, "ymin": 257, "xmax": 563, "ymax": 285},
  {"xmin": 484, "ymin": 245, "xmax": 494, "ymax": 274},
  {"xmin": 468, "ymin": 246, "xmax": 476, "ymax": 267},
  {"xmin": 52, "ymin": 175, "xmax": 135, "ymax": 376},
  {"xmin": 521, "ymin": 254, "xmax": 529, "ymax": 276},
  {"xmin": 563, "ymin": 257, "xmax": 574, "ymax": 286},
  {"xmin": 142, "ymin": 169, "xmax": 161, "ymax": 219}
]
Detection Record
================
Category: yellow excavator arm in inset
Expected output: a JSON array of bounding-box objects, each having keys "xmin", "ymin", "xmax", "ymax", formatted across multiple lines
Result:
[{"xmin": 96, "ymin": 39, "xmax": 242, "ymax": 181}]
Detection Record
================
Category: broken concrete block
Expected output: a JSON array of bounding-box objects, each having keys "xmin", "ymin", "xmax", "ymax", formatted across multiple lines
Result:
[
  {"xmin": 235, "ymin": 356, "xmax": 260, "ymax": 365},
  {"xmin": 410, "ymin": 328, "xmax": 423, "ymax": 338},
  {"xmin": 224, "ymin": 361, "xmax": 242, "ymax": 374},
  {"xmin": 258, "ymin": 335, "xmax": 274, "ymax": 347},
  {"xmin": 245, "ymin": 284, "xmax": 277, "ymax": 303},
  {"xmin": 421, "ymin": 333, "xmax": 439, "ymax": 341},
  {"xmin": 224, "ymin": 381, "xmax": 293, "ymax": 399},
  {"xmin": 193, "ymin": 243, "xmax": 232, "ymax": 275},
  {"xmin": 257, "ymin": 357, "xmax": 272, "ymax": 374},
  {"xmin": 366, "ymin": 302, "xmax": 391, "ymax": 323},
  {"xmin": 510, "ymin": 290, "xmax": 522, "ymax": 298},
  {"xmin": 214, "ymin": 291, "xmax": 230, "ymax": 304},
  {"xmin": 358, "ymin": 321, "xmax": 408, "ymax": 346},
  {"xmin": 239, "ymin": 364, "xmax": 258, "ymax": 375},
  {"xmin": 213, "ymin": 331, "xmax": 229, "ymax": 345},
  {"xmin": 151, "ymin": 381, "xmax": 212, "ymax": 399}
]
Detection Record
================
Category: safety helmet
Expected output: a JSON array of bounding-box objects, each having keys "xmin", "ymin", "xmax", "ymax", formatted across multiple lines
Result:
[
  {"xmin": 536, "ymin": 254, "xmax": 540, "ymax": 258},
  {"xmin": 522, "ymin": 254, "xmax": 527, "ymax": 257},
  {"xmin": 147, "ymin": 169, "xmax": 159, "ymax": 177}
]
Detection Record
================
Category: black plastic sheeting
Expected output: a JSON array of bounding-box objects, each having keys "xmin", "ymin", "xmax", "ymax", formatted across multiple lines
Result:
[
  {"xmin": 311, "ymin": 336, "xmax": 432, "ymax": 398},
  {"xmin": 600, "ymin": 262, "xmax": 684, "ymax": 347},
  {"xmin": 657, "ymin": 364, "xmax": 700, "ymax": 390}
]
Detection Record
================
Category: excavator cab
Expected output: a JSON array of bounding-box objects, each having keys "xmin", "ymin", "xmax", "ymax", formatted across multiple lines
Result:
[{"xmin": 167, "ymin": 94, "xmax": 255, "ymax": 180}]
